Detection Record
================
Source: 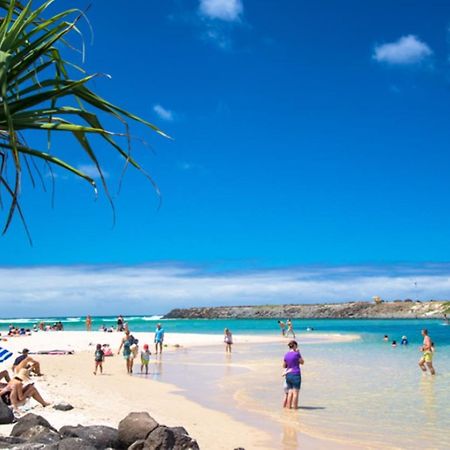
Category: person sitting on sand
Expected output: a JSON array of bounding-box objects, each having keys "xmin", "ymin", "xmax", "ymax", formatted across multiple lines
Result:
[
  {"xmin": 419, "ymin": 329, "xmax": 435, "ymax": 375},
  {"xmin": 154, "ymin": 324, "xmax": 165, "ymax": 355},
  {"xmin": 224, "ymin": 328, "xmax": 233, "ymax": 353},
  {"xmin": 140, "ymin": 344, "xmax": 151, "ymax": 374},
  {"xmin": 277, "ymin": 320, "xmax": 286, "ymax": 337},
  {"xmin": 283, "ymin": 340, "xmax": 304, "ymax": 409},
  {"xmin": 12, "ymin": 349, "xmax": 42, "ymax": 376},
  {"xmin": 0, "ymin": 368, "xmax": 50, "ymax": 413},
  {"xmin": 93, "ymin": 344, "xmax": 105, "ymax": 375},
  {"xmin": 102, "ymin": 344, "xmax": 113, "ymax": 357}
]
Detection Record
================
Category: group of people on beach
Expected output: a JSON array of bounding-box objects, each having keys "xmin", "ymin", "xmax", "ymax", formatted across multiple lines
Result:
[
  {"xmin": 95, "ymin": 323, "xmax": 165, "ymax": 376},
  {"xmin": 383, "ymin": 329, "xmax": 436, "ymax": 375},
  {"xmin": 0, "ymin": 349, "xmax": 49, "ymax": 414},
  {"xmin": 277, "ymin": 319, "xmax": 296, "ymax": 338}
]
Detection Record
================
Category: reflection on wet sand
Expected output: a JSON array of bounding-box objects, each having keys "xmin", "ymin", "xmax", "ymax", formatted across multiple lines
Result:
[{"xmin": 282, "ymin": 424, "xmax": 298, "ymax": 450}]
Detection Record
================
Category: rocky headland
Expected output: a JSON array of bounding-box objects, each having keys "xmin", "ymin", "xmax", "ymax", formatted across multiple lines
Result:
[{"xmin": 164, "ymin": 300, "xmax": 450, "ymax": 319}]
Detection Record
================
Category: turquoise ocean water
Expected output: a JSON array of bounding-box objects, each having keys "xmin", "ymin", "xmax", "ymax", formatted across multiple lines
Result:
[{"xmin": 1, "ymin": 315, "xmax": 449, "ymax": 347}]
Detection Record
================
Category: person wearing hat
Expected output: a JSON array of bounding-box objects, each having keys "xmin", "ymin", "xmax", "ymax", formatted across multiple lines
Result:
[
  {"xmin": 0, "ymin": 368, "xmax": 50, "ymax": 412},
  {"xmin": 12, "ymin": 349, "xmax": 42, "ymax": 376}
]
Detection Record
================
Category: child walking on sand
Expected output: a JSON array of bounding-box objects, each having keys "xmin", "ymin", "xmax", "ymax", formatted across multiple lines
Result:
[
  {"xmin": 140, "ymin": 344, "xmax": 151, "ymax": 374},
  {"xmin": 224, "ymin": 328, "xmax": 233, "ymax": 353},
  {"xmin": 94, "ymin": 344, "xmax": 105, "ymax": 375}
]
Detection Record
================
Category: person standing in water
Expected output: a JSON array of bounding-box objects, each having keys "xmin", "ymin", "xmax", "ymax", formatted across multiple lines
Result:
[
  {"xmin": 419, "ymin": 329, "xmax": 435, "ymax": 375},
  {"xmin": 86, "ymin": 315, "xmax": 92, "ymax": 332},
  {"xmin": 224, "ymin": 328, "xmax": 233, "ymax": 353},
  {"xmin": 283, "ymin": 340, "xmax": 304, "ymax": 409},
  {"xmin": 277, "ymin": 320, "xmax": 286, "ymax": 337},
  {"xmin": 154, "ymin": 324, "xmax": 165, "ymax": 355},
  {"xmin": 286, "ymin": 319, "xmax": 296, "ymax": 338}
]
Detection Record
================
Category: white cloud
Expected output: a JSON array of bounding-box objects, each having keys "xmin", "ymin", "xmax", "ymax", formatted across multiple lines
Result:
[
  {"xmin": 77, "ymin": 164, "xmax": 109, "ymax": 180},
  {"xmin": 373, "ymin": 35, "xmax": 432, "ymax": 65},
  {"xmin": 0, "ymin": 263, "xmax": 449, "ymax": 316},
  {"xmin": 199, "ymin": 0, "xmax": 243, "ymax": 22},
  {"xmin": 153, "ymin": 104, "xmax": 174, "ymax": 121}
]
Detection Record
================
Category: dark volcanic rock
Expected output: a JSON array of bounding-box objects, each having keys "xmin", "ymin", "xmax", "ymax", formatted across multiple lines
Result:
[
  {"xmin": 53, "ymin": 402, "xmax": 74, "ymax": 411},
  {"xmin": 20, "ymin": 425, "xmax": 61, "ymax": 444},
  {"xmin": 11, "ymin": 413, "xmax": 57, "ymax": 437},
  {"xmin": 0, "ymin": 399, "xmax": 14, "ymax": 424},
  {"xmin": 170, "ymin": 426, "xmax": 199, "ymax": 449},
  {"xmin": 144, "ymin": 426, "xmax": 176, "ymax": 449},
  {"xmin": 58, "ymin": 437, "xmax": 97, "ymax": 450},
  {"xmin": 0, "ymin": 436, "xmax": 26, "ymax": 448},
  {"xmin": 118, "ymin": 412, "xmax": 159, "ymax": 448},
  {"xmin": 4, "ymin": 443, "xmax": 56, "ymax": 450},
  {"xmin": 128, "ymin": 440, "xmax": 146, "ymax": 450},
  {"xmin": 59, "ymin": 425, "xmax": 119, "ymax": 449}
]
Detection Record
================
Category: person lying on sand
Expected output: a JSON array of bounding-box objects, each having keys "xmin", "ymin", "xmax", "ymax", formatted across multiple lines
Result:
[
  {"xmin": 0, "ymin": 368, "xmax": 50, "ymax": 413},
  {"xmin": 12, "ymin": 349, "xmax": 42, "ymax": 376}
]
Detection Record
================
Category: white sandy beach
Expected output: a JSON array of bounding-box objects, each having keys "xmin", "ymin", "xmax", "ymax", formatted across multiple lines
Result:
[{"xmin": 0, "ymin": 330, "xmax": 359, "ymax": 449}]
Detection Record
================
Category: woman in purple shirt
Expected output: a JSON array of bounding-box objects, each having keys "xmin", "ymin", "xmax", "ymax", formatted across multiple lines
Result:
[{"xmin": 283, "ymin": 340, "xmax": 304, "ymax": 409}]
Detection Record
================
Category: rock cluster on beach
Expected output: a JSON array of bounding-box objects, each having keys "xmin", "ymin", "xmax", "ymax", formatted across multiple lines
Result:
[
  {"xmin": 164, "ymin": 300, "xmax": 448, "ymax": 319},
  {"xmin": 0, "ymin": 412, "xmax": 200, "ymax": 449}
]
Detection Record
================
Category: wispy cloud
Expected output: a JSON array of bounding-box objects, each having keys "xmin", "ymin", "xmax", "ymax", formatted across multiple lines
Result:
[
  {"xmin": 178, "ymin": 161, "xmax": 203, "ymax": 171},
  {"xmin": 199, "ymin": 0, "xmax": 243, "ymax": 22},
  {"xmin": 153, "ymin": 104, "xmax": 174, "ymax": 121},
  {"xmin": 198, "ymin": 0, "xmax": 245, "ymax": 50},
  {"xmin": 373, "ymin": 35, "xmax": 433, "ymax": 65},
  {"xmin": 77, "ymin": 164, "xmax": 109, "ymax": 180},
  {"xmin": 0, "ymin": 263, "xmax": 449, "ymax": 316}
]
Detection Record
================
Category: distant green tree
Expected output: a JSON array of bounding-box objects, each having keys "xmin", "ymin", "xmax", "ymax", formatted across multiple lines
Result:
[{"xmin": 0, "ymin": 0, "xmax": 167, "ymax": 242}]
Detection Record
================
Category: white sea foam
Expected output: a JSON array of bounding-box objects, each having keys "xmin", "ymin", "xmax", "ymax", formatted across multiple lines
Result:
[{"xmin": 142, "ymin": 316, "xmax": 164, "ymax": 321}]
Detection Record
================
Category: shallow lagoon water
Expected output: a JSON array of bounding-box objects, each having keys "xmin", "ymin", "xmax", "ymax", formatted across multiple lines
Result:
[{"xmin": 142, "ymin": 322, "xmax": 450, "ymax": 449}]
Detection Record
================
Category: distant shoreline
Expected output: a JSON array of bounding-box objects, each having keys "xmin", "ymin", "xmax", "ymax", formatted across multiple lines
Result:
[{"xmin": 164, "ymin": 300, "xmax": 450, "ymax": 319}]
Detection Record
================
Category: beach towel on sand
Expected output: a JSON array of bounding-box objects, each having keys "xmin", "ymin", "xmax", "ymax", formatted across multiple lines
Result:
[{"xmin": 0, "ymin": 346, "xmax": 13, "ymax": 363}]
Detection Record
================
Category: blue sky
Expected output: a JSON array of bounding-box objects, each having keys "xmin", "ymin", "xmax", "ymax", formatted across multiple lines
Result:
[{"xmin": 2, "ymin": 0, "xmax": 450, "ymax": 314}]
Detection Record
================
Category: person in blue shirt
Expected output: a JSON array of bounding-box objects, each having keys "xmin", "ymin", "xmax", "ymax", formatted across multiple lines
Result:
[{"xmin": 154, "ymin": 324, "xmax": 165, "ymax": 355}]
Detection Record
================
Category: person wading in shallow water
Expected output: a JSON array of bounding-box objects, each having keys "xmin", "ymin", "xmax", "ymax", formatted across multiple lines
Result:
[
  {"xmin": 283, "ymin": 340, "xmax": 304, "ymax": 409},
  {"xmin": 286, "ymin": 319, "xmax": 296, "ymax": 338},
  {"xmin": 277, "ymin": 320, "xmax": 286, "ymax": 337},
  {"xmin": 418, "ymin": 329, "xmax": 435, "ymax": 375}
]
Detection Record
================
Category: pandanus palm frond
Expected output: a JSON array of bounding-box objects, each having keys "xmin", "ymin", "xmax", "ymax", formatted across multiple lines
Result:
[{"xmin": 0, "ymin": 0, "xmax": 167, "ymax": 242}]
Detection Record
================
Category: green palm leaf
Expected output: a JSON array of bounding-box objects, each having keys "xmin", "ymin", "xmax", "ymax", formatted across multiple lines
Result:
[{"xmin": 0, "ymin": 0, "xmax": 168, "ymax": 242}]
